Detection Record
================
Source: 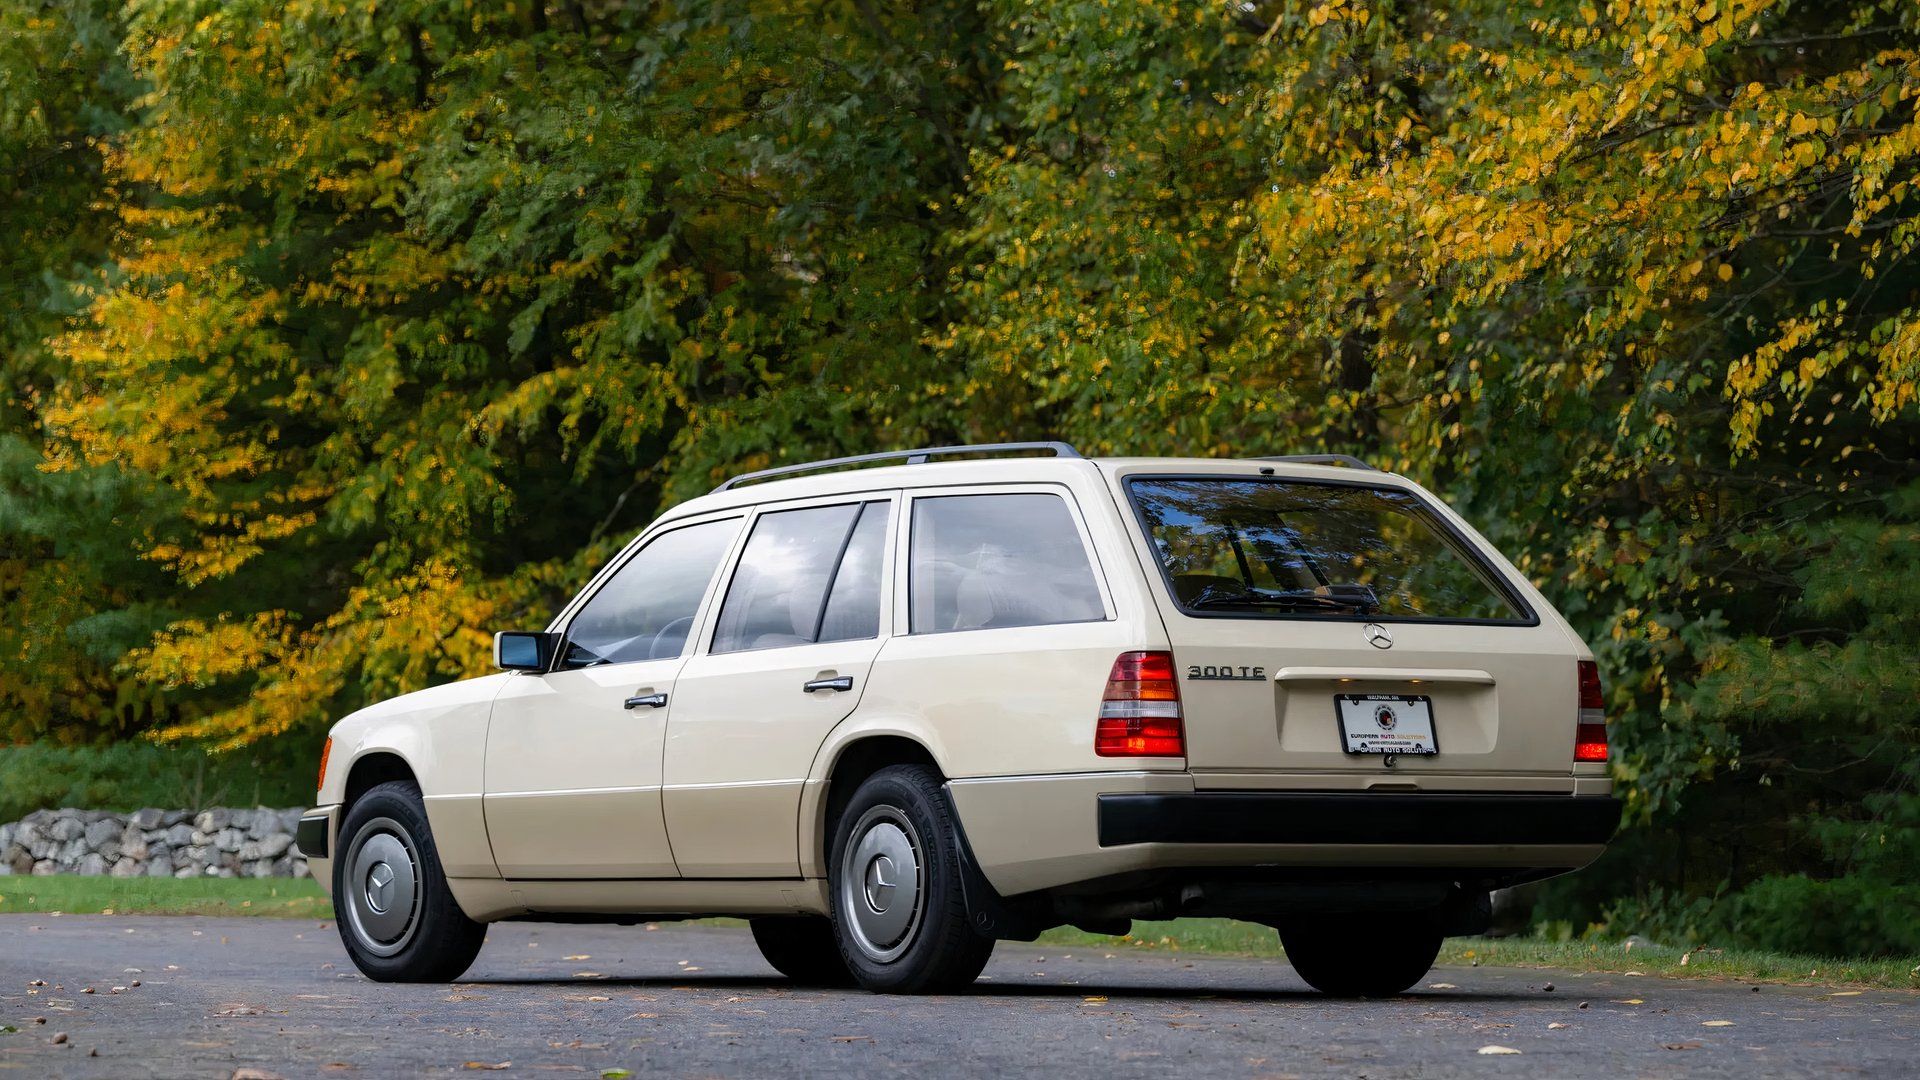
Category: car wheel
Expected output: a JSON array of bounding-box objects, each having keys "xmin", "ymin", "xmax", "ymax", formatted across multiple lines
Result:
[
  {"xmin": 1277, "ymin": 916, "xmax": 1442, "ymax": 997},
  {"xmin": 828, "ymin": 764, "xmax": 994, "ymax": 993},
  {"xmin": 333, "ymin": 780, "xmax": 487, "ymax": 983},
  {"xmin": 749, "ymin": 916, "xmax": 856, "ymax": 986}
]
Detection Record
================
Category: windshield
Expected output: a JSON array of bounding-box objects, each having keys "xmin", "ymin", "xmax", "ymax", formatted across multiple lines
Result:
[{"xmin": 1127, "ymin": 477, "xmax": 1528, "ymax": 623}]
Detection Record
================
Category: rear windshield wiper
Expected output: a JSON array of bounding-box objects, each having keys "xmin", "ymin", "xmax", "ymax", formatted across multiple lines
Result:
[{"xmin": 1188, "ymin": 584, "xmax": 1381, "ymax": 615}]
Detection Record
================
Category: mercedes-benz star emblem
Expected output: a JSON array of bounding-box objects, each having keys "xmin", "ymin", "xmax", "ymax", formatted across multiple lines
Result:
[
  {"xmin": 1364, "ymin": 623, "xmax": 1393, "ymax": 649},
  {"xmin": 366, "ymin": 862, "xmax": 394, "ymax": 913}
]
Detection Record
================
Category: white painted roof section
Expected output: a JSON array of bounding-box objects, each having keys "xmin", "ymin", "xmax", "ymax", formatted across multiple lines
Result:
[{"xmin": 662, "ymin": 453, "xmax": 1409, "ymax": 523}]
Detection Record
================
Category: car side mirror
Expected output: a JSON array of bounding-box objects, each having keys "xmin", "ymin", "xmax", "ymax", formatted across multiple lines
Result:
[{"xmin": 493, "ymin": 631, "xmax": 558, "ymax": 672}]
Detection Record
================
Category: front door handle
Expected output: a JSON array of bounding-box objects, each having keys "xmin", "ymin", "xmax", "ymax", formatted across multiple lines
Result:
[
  {"xmin": 624, "ymin": 692, "xmax": 668, "ymax": 710},
  {"xmin": 803, "ymin": 676, "xmax": 854, "ymax": 694}
]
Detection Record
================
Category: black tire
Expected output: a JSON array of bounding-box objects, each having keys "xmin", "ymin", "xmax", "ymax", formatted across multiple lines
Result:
[
  {"xmin": 749, "ymin": 916, "xmax": 856, "ymax": 986},
  {"xmin": 1278, "ymin": 917, "xmax": 1442, "ymax": 997},
  {"xmin": 827, "ymin": 764, "xmax": 994, "ymax": 993},
  {"xmin": 332, "ymin": 780, "xmax": 487, "ymax": 982}
]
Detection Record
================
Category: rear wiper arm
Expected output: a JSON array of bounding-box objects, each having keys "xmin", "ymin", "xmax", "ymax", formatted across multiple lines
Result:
[{"xmin": 1188, "ymin": 584, "xmax": 1381, "ymax": 614}]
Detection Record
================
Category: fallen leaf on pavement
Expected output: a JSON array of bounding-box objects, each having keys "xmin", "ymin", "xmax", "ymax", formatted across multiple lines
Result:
[
  {"xmin": 1547, "ymin": 1023, "xmax": 1568, "ymax": 1030},
  {"xmin": 231, "ymin": 1070, "xmax": 285, "ymax": 1080},
  {"xmin": 1611, "ymin": 999, "xmax": 1644, "ymax": 1005},
  {"xmin": 1829, "ymin": 991, "xmax": 1862, "ymax": 998},
  {"xmin": 462, "ymin": 1063, "xmax": 511, "ymax": 1071},
  {"xmin": 573, "ymin": 972, "xmax": 604, "ymax": 979},
  {"xmin": 1662, "ymin": 1042, "xmax": 1702, "ymax": 1051},
  {"xmin": 1477, "ymin": 1045, "xmax": 1521, "ymax": 1055},
  {"xmin": 564, "ymin": 955, "xmax": 592, "ymax": 961},
  {"xmin": 214, "ymin": 1004, "xmax": 264, "ymax": 1017},
  {"xmin": 1702, "ymin": 1020, "xmax": 1735, "ymax": 1027},
  {"xmin": 1427, "ymin": 982, "xmax": 1458, "ymax": 989}
]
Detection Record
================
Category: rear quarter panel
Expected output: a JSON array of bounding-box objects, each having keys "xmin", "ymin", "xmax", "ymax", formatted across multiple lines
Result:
[{"xmin": 858, "ymin": 473, "xmax": 1172, "ymax": 780}]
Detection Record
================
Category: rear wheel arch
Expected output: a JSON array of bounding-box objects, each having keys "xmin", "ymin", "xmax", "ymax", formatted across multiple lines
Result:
[{"xmin": 818, "ymin": 735, "xmax": 944, "ymax": 862}]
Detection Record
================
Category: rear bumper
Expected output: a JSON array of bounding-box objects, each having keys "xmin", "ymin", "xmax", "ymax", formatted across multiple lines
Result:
[
  {"xmin": 1098, "ymin": 792, "xmax": 1620, "ymax": 848},
  {"xmin": 947, "ymin": 772, "xmax": 1616, "ymax": 897}
]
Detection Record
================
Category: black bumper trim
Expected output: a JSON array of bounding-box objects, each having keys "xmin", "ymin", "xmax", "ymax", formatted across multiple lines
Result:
[
  {"xmin": 1097, "ymin": 793, "xmax": 1620, "ymax": 848},
  {"xmin": 295, "ymin": 812, "xmax": 330, "ymax": 860}
]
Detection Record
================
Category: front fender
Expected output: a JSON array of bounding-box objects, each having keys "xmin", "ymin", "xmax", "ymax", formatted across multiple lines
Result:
[{"xmin": 317, "ymin": 673, "xmax": 510, "ymax": 880}]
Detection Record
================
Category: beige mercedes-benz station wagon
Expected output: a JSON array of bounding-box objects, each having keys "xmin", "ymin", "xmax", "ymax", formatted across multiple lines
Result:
[{"xmin": 297, "ymin": 443, "xmax": 1617, "ymax": 995}]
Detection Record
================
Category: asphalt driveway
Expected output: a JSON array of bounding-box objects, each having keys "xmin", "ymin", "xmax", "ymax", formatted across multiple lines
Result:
[{"xmin": 3, "ymin": 915, "xmax": 1914, "ymax": 1077}]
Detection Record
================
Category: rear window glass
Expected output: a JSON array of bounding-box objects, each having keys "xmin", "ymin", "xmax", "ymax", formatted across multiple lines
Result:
[
  {"xmin": 1127, "ymin": 478, "xmax": 1527, "ymax": 623},
  {"xmin": 910, "ymin": 493, "xmax": 1105, "ymax": 633}
]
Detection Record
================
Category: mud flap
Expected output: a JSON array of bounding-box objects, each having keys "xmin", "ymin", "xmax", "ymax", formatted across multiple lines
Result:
[{"xmin": 943, "ymin": 783, "xmax": 1048, "ymax": 941}]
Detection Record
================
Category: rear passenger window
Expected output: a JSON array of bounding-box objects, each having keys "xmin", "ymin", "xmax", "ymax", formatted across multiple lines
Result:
[
  {"xmin": 712, "ymin": 501, "xmax": 889, "ymax": 653},
  {"xmin": 818, "ymin": 503, "xmax": 887, "ymax": 643},
  {"xmin": 909, "ymin": 493, "xmax": 1105, "ymax": 634}
]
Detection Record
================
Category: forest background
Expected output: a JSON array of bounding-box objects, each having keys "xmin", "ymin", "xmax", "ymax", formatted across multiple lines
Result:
[{"xmin": 3, "ymin": 0, "xmax": 1917, "ymax": 957}]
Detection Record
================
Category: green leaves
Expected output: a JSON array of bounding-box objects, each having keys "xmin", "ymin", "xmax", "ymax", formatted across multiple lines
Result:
[{"xmin": 3, "ymin": 0, "xmax": 1918, "ymax": 952}]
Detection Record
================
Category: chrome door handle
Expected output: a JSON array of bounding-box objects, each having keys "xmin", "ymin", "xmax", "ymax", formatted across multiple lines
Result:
[
  {"xmin": 624, "ymin": 692, "xmax": 668, "ymax": 710},
  {"xmin": 803, "ymin": 676, "xmax": 854, "ymax": 693}
]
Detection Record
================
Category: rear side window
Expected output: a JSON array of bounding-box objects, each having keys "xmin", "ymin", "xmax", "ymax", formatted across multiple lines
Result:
[
  {"xmin": 562, "ymin": 517, "xmax": 740, "ymax": 667},
  {"xmin": 909, "ymin": 493, "xmax": 1105, "ymax": 633},
  {"xmin": 818, "ymin": 503, "xmax": 888, "ymax": 643},
  {"xmin": 1128, "ymin": 478, "xmax": 1528, "ymax": 623},
  {"xmin": 712, "ymin": 501, "xmax": 889, "ymax": 653}
]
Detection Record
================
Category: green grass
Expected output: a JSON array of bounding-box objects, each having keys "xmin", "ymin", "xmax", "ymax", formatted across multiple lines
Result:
[
  {"xmin": 7, "ymin": 879, "xmax": 1915, "ymax": 990},
  {"xmin": 0, "ymin": 875, "xmax": 330, "ymax": 918},
  {"xmin": 1036, "ymin": 917, "xmax": 1920, "ymax": 990}
]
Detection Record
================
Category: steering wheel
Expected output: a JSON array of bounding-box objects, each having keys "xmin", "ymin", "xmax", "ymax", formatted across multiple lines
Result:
[{"xmin": 648, "ymin": 615, "xmax": 695, "ymax": 660}]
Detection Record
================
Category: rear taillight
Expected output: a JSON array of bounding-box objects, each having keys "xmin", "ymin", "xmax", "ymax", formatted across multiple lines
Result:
[
  {"xmin": 1096, "ymin": 651, "xmax": 1185, "ymax": 757},
  {"xmin": 317, "ymin": 736, "xmax": 333, "ymax": 796},
  {"xmin": 1575, "ymin": 660, "xmax": 1608, "ymax": 763}
]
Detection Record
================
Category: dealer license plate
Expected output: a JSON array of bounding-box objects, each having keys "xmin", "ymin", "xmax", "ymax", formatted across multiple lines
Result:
[{"xmin": 1335, "ymin": 694, "xmax": 1438, "ymax": 755}]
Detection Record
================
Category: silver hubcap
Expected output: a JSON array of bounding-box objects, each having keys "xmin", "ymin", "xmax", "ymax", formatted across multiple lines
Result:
[
  {"xmin": 838, "ymin": 807, "xmax": 925, "ymax": 963},
  {"xmin": 342, "ymin": 816, "xmax": 420, "ymax": 958}
]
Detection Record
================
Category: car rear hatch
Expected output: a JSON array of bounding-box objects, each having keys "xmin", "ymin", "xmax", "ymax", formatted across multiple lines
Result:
[{"xmin": 1108, "ymin": 465, "xmax": 1587, "ymax": 789}]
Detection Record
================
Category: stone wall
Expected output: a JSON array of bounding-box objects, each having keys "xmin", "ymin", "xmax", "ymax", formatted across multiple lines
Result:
[{"xmin": 0, "ymin": 808, "xmax": 310, "ymax": 879}]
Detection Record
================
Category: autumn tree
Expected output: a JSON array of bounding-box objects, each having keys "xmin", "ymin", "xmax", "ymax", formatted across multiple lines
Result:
[{"xmin": 4, "ymin": 0, "xmax": 1917, "ymax": 947}]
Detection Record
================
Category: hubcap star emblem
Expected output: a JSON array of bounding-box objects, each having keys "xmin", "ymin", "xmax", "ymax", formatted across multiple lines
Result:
[
  {"xmin": 864, "ymin": 855, "xmax": 897, "ymax": 913},
  {"xmin": 366, "ymin": 862, "xmax": 395, "ymax": 913}
]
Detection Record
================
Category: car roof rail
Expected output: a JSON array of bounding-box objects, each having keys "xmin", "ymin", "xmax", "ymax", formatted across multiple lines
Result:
[
  {"xmin": 712, "ymin": 441, "xmax": 1083, "ymax": 493},
  {"xmin": 1256, "ymin": 453, "xmax": 1379, "ymax": 471}
]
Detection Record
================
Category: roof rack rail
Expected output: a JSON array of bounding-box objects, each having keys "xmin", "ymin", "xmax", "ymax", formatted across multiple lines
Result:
[
  {"xmin": 1256, "ymin": 454, "xmax": 1379, "ymax": 471},
  {"xmin": 712, "ymin": 441, "xmax": 1083, "ymax": 493}
]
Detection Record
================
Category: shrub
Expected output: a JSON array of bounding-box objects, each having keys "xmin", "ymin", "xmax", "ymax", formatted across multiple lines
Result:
[
  {"xmin": 0, "ymin": 739, "xmax": 317, "ymax": 820},
  {"xmin": 1723, "ymin": 876, "xmax": 1920, "ymax": 958}
]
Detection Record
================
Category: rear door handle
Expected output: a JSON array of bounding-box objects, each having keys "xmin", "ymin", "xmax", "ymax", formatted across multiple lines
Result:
[
  {"xmin": 803, "ymin": 676, "xmax": 854, "ymax": 694},
  {"xmin": 624, "ymin": 692, "xmax": 668, "ymax": 710}
]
